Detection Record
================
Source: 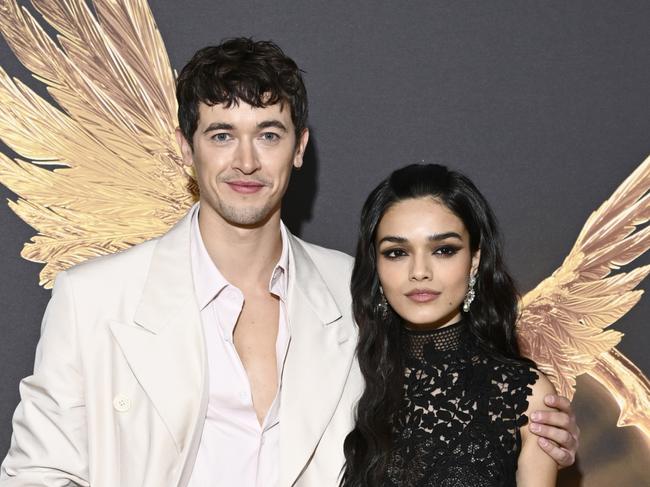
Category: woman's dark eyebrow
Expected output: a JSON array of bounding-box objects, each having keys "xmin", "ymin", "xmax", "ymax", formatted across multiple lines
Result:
[
  {"xmin": 377, "ymin": 235, "xmax": 407, "ymax": 245},
  {"xmin": 428, "ymin": 232, "xmax": 463, "ymax": 241},
  {"xmin": 378, "ymin": 232, "xmax": 463, "ymax": 245}
]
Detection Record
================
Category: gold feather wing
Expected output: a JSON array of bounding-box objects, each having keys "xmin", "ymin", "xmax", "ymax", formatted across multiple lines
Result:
[
  {"xmin": 518, "ymin": 156, "xmax": 650, "ymax": 436},
  {"xmin": 0, "ymin": 0, "xmax": 194, "ymax": 288}
]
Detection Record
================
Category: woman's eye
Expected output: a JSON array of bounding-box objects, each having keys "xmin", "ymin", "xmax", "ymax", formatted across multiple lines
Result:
[
  {"xmin": 434, "ymin": 246, "xmax": 459, "ymax": 257},
  {"xmin": 382, "ymin": 248, "xmax": 407, "ymax": 259}
]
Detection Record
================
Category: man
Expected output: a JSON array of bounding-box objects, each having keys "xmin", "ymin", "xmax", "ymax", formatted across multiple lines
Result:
[{"xmin": 1, "ymin": 38, "xmax": 578, "ymax": 486}]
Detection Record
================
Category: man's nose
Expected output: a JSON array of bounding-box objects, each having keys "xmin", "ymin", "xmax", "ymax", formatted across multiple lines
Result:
[{"xmin": 233, "ymin": 139, "xmax": 261, "ymax": 174}]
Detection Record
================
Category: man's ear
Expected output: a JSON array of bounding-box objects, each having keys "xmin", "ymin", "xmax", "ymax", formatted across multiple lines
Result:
[
  {"xmin": 293, "ymin": 128, "xmax": 310, "ymax": 169},
  {"xmin": 175, "ymin": 127, "xmax": 194, "ymax": 167}
]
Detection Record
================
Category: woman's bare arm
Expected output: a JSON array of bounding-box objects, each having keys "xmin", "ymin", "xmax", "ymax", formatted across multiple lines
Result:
[{"xmin": 516, "ymin": 371, "xmax": 558, "ymax": 487}]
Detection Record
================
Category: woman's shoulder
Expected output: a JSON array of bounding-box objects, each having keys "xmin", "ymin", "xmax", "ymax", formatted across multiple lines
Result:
[
  {"xmin": 478, "ymin": 352, "xmax": 539, "ymax": 388},
  {"xmin": 478, "ymin": 357, "xmax": 545, "ymax": 423},
  {"xmin": 505, "ymin": 364, "xmax": 556, "ymax": 405},
  {"xmin": 524, "ymin": 369, "xmax": 557, "ymax": 414},
  {"xmin": 501, "ymin": 365, "xmax": 556, "ymax": 428}
]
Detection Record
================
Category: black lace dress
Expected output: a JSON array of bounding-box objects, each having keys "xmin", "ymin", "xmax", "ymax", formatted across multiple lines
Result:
[{"xmin": 385, "ymin": 320, "xmax": 538, "ymax": 487}]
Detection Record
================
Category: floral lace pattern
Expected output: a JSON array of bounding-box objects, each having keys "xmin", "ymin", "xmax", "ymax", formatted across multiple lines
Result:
[{"xmin": 385, "ymin": 321, "xmax": 538, "ymax": 487}]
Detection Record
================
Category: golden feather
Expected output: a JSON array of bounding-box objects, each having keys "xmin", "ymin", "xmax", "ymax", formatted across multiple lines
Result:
[
  {"xmin": 518, "ymin": 156, "xmax": 650, "ymax": 435},
  {"xmin": 0, "ymin": 0, "xmax": 195, "ymax": 288}
]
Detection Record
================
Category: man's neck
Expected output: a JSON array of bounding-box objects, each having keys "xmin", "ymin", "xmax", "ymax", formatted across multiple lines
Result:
[{"xmin": 197, "ymin": 205, "xmax": 284, "ymax": 292}]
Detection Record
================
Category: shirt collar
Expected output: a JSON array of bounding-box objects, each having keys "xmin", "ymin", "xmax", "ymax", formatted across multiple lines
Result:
[
  {"xmin": 270, "ymin": 223, "xmax": 290, "ymax": 302},
  {"xmin": 190, "ymin": 204, "xmax": 290, "ymax": 309}
]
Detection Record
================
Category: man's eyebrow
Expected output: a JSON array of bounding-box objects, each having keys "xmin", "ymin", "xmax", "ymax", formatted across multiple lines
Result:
[
  {"xmin": 428, "ymin": 232, "xmax": 463, "ymax": 241},
  {"xmin": 203, "ymin": 122, "xmax": 233, "ymax": 133},
  {"xmin": 258, "ymin": 120, "xmax": 288, "ymax": 132},
  {"xmin": 377, "ymin": 235, "xmax": 407, "ymax": 245}
]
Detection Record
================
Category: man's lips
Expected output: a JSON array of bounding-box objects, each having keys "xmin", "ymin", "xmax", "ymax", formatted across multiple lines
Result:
[
  {"xmin": 225, "ymin": 180, "xmax": 266, "ymax": 194},
  {"xmin": 405, "ymin": 289, "xmax": 441, "ymax": 303}
]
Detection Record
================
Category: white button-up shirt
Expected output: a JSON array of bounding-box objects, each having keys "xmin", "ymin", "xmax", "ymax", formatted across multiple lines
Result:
[{"xmin": 187, "ymin": 207, "xmax": 290, "ymax": 487}]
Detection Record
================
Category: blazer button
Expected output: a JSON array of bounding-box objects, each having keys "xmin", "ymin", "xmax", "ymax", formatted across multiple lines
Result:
[{"xmin": 113, "ymin": 394, "xmax": 132, "ymax": 412}]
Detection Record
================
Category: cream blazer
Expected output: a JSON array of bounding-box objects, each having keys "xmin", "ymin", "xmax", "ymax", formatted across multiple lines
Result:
[{"xmin": 0, "ymin": 211, "xmax": 362, "ymax": 487}]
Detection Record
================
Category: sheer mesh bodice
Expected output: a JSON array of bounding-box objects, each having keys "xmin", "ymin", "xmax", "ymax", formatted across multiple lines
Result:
[{"xmin": 384, "ymin": 320, "xmax": 538, "ymax": 487}]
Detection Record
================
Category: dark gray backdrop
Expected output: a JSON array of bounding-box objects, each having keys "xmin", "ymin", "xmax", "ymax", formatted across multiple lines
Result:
[{"xmin": 1, "ymin": 1, "xmax": 649, "ymax": 484}]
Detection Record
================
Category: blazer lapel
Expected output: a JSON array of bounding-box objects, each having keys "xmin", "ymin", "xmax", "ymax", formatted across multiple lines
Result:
[
  {"xmin": 109, "ymin": 209, "xmax": 207, "ymax": 459},
  {"xmin": 280, "ymin": 234, "xmax": 357, "ymax": 486}
]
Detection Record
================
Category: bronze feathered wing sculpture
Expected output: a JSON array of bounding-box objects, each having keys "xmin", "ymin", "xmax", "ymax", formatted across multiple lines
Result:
[
  {"xmin": 1, "ymin": 0, "xmax": 649, "ymax": 437},
  {"xmin": 518, "ymin": 157, "xmax": 650, "ymax": 437},
  {"xmin": 0, "ymin": 0, "xmax": 195, "ymax": 288}
]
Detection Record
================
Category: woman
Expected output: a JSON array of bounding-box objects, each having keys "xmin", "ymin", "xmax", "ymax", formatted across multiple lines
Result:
[{"xmin": 342, "ymin": 164, "xmax": 557, "ymax": 486}]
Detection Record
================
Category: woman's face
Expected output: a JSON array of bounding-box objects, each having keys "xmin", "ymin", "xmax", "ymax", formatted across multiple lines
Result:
[{"xmin": 375, "ymin": 197, "xmax": 480, "ymax": 330}]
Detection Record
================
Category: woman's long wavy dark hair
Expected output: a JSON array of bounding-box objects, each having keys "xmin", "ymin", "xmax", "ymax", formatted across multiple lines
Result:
[{"xmin": 340, "ymin": 163, "xmax": 533, "ymax": 486}]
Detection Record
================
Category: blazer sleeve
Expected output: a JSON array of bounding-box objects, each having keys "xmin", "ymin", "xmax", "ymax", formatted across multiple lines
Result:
[{"xmin": 0, "ymin": 271, "xmax": 90, "ymax": 486}]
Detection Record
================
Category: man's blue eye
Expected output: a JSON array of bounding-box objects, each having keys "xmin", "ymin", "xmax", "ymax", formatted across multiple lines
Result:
[
  {"xmin": 214, "ymin": 133, "xmax": 229, "ymax": 141},
  {"xmin": 262, "ymin": 132, "xmax": 279, "ymax": 141}
]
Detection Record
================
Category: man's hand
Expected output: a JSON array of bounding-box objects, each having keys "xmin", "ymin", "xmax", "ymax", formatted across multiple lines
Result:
[{"xmin": 528, "ymin": 394, "xmax": 579, "ymax": 468}]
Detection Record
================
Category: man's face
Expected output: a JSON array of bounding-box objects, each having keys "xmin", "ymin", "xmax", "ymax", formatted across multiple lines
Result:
[{"xmin": 176, "ymin": 100, "xmax": 309, "ymax": 227}]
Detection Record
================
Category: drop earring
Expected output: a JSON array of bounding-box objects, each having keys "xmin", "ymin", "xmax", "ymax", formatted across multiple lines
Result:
[
  {"xmin": 377, "ymin": 286, "xmax": 389, "ymax": 320},
  {"xmin": 463, "ymin": 274, "xmax": 477, "ymax": 312}
]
